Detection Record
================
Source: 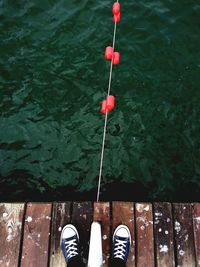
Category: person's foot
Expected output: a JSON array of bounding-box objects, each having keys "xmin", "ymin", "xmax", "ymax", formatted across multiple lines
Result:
[
  {"xmin": 112, "ymin": 225, "xmax": 131, "ymax": 262},
  {"xmin": 60, "ymin": 224, "xmax": 80, "ymax": 263}
]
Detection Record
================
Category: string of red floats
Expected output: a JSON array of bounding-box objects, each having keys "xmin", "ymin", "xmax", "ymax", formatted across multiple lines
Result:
[
  {"xmin": 101, "ymin": 1, "xmax": 120, "ymax": 115},
  {"xmin": 97, "ymin": 1, "xmax": 121, "ymax": 202}
]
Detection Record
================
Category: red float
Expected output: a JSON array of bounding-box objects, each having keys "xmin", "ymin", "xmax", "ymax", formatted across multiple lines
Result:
[
  {"xmin": 113, "ymin": 12, "xmax": 120, "ymax": 23},
  {"xmin": 112, "ymin": 52, "xmax": 120, "ymax": 64},
  {"xmin": 106, "ymin": 95, "xmax": 115, "ymax": 111},
  {"xmin": 112, "ymin": 2, "xmax": 120, "ymax": 15},
  {"xmin": 101, "ymin": 2, "xmax": 120, "ymax": 115},
  {"xmin": 101, "ymin": 95, "xmax": 115, "ymax": 114},
  {"xmin": 105, "ymin": 46, "xmax": 113, "ymax": 60},
  {"xmin": 101, "ymin": 100, "xmax": 107, "ymax": 114}
]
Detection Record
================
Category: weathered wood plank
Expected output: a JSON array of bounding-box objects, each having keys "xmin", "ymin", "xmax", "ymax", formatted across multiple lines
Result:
[
  {"xmin": 173, "ymin": 203, "xmax": 196, "ymax": 267},
  {"xmin": 135, "ymin": 203, "xmax": 154, "ymax": 267},
  {"xmin": 154, "ymin": 202, "xmax": 175, "ymax": 267},
  {"xmin": 71, "ymin": 202, "xmax": 93, "ymax": 265},
  {"xmin": 192, "ymin": 203, "xmax": 200, "ymax": 267},
  {"xmin": 49, "ymin": 202, "xmax": 71, "ymax": 267},
  {"xmin": 93, "ymin": 202, "xmax": 110, "ymax": 267},
  {"xmin": 21, "ymin": 203, "xmax": 52, "ymax": 267},
  {"xmin": 112, "ymin": 201, "xmax": 135, "ymax": 266},
  {"xmin": 0, "ymin": 203, "xmax": 25, "ymax": 267}
]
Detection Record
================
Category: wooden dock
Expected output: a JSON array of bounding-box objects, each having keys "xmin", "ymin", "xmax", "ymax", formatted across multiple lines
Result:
[{"xmin": 0, "ymin": 202, "xmax": 200, "ymax": 267}]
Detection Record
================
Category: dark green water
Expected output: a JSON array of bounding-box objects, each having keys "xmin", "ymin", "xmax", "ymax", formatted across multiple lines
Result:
[{"xmin": 1, "ymin": 0, "xmax": 200, "ymax": 201}]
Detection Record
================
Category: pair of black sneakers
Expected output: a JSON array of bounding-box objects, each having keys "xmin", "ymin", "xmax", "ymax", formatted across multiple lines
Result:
[{"xmin": 60, "ymin": 224, "xmax": 131, "ymax": 264}]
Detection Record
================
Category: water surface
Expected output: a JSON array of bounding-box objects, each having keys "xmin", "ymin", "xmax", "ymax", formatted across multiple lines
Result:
[{"xmin": 0, "ymin": 0, "xmax": 200, "ymax": 201}]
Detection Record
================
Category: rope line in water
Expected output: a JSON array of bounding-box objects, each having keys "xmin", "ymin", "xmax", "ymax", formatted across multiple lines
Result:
[{"xmin": 96, "ymin": 1, "xmax": 120, "ymax": 202}]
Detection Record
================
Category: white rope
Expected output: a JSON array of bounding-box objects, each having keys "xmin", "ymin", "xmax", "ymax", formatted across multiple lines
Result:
[
  {"xmin": 96, "ymin": 111, "xmax": 108, "ymax": 202},
  {"xmin": 96, "ymin": 5, "xmax": 119, "ymax": 202}
]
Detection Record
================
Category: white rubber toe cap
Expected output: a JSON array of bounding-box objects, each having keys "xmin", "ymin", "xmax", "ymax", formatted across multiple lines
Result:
[{"xmin": 61, "ymin": 224, "xmax": 79, "ymax": 239}]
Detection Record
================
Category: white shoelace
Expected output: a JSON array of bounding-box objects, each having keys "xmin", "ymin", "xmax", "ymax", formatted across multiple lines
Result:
[
  {"xmin": 113, "ymin": 238, "xmax": 127, "ymax": 260},
  {"xmin": 65, "ymin": 238, "xmax": 79, "ymax": 259}
]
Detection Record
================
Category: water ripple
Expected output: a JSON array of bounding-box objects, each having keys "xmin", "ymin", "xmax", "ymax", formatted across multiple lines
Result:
[{"xmin": 0, "ymin": 0, "xmax": 200, "ymax": 199}]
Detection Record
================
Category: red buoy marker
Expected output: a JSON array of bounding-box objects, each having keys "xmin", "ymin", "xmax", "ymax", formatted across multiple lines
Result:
[
  {"xmin": 106, "ymin": 95, "xmax": 115, "ymax": 111},
  {"xmin": 113, "ymin": 12, "xmax": 120, "ymax": 23},
  {"xmin": 101, "ymin": 96, "xmax": 115, "ymax": 114},
  {"xmin": 112, "ymin": 2, "xmax": 120, "ymax": 15},
  {"xmin": 105, "ymin": 46, "xmax": 113, "ymax": 60},
  {"xmin": 101, "ymin": 100, "xmax": 107, "ymax": 114},
  {"xmin": 112, "ymin": 52, "xmax": 120, "ymax": 65},
  {"xmin": 101, "ymin": 3, "xmax": 120, "ymax": 115}
]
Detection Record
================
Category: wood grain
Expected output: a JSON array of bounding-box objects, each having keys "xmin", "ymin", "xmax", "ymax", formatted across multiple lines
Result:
[
  {"xmin": 192, "ymin": 203, "xmax": 200, "ymax": 267},
  {"xmin": 154, "ymin": 202, "xmax": 175, "ymax": 267},
  {"xmin": 173, "ymin": 203, "xmax": 196, "ymax": 267},
  {"xmin": 135, "ymin": 203, "xmax": 154, "ymax": 267},
  {"xmin": 0, "ymin": 203, "xmax": 25, "ymax": 267},
  {"xmin": 20, "ymin": 203, "xmax": 52, "ymax": 267},
  {"xmin": 0, "ymin": 201, "xmax": 200, "ymax": 267}
]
